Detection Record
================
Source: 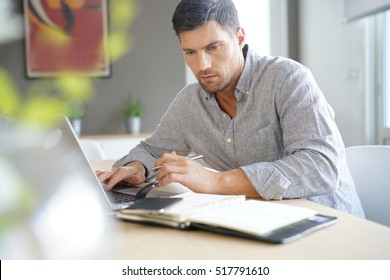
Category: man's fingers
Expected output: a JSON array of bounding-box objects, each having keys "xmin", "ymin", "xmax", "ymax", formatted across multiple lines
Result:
[
  {"xmin": 153, "ymin": 152, "xmax": 184, "ymax": 170},
  {"xmin": 95, "ymin": 168, "xmax": 124, "ymax": 188},
  {"xmin": 105, "ymin": 176, "xmax": 124, "ymax": 189},
  {"xmin": 96, "ymin": 169, "xmax": 115, "ymax": 181},
  {"xmin": 104, "ymin": 168, "xmax": 145, "ymax": 189}
]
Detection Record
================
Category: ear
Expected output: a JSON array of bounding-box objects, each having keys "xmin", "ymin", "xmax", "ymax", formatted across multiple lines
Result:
[{"xmin": 237, "ymin": 27, "xmax": 246, "ymax": 48}]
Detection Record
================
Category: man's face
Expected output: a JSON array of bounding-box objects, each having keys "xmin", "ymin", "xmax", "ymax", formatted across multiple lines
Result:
[{"xmin": 179, "ymin": 21, "xmax": 245, "ymax": 94}]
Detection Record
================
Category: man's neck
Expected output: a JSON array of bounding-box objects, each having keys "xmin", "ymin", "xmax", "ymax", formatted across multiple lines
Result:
[
  {"xmin": 214, "ymin": 45, "xmax": 248, "ymax": 118},
  {"xmin": 216, "ymin": 90, "xmax": 237, "ymax": 118}
]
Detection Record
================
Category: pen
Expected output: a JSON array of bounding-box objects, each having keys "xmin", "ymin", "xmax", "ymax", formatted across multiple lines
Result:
[{"xmin": 152, "ymin": 154, "xmax": 204, "ymax": 172}]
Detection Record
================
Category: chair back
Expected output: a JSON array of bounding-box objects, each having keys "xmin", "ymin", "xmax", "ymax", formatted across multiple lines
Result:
[{"xmin": 345, "ymin": 145, "xmax": 390, "ymax": 227}]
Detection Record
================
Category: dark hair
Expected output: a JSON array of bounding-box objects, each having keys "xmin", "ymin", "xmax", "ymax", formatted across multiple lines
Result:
[{"xmin": 172, "ymin": 0, "xmax": 240, "ymax": 36}]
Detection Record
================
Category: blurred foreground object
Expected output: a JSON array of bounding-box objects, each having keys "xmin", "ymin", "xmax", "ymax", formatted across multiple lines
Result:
[
  {"xmin": 0, "ymin": 118, "xmax": 119, "ymax": 259},
  {"xmin": 0, "ymin": 1, "xmax": 140, "ymax": 258}
]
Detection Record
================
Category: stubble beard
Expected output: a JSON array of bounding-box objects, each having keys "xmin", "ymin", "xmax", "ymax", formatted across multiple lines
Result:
[{"xmin": 197, "ymin": 71, "xmax": 231, "ymax": 94}]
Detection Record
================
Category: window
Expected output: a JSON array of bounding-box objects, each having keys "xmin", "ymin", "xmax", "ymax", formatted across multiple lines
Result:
[
  {"xmin": 233, "ymin": 0, "xmax": 271, "ymax": 55},
  {"xmin": 344, "ymin": 0, "xmax": 390, "ymax": 22},
  {"xmin": 0, "ymin": 0, "xmax": 23, "ymax": 43},
  {"xmin": 384, "ymin": 11, "xmax": 390, "ymax": 129},
  {"xmin": 370, "ymin": 10, "xmax": 390, "ymax": 144}
]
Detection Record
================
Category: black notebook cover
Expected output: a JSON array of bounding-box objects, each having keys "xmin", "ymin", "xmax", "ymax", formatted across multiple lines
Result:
[{"xmin": 189, "ymin": 214, "xmax": 338, "ymax": 244}]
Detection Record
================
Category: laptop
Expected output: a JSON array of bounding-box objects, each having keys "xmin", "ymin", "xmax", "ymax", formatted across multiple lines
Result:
[{"xmin": 7, "ymin": 115, "xmax": 180, "ymax": 212}]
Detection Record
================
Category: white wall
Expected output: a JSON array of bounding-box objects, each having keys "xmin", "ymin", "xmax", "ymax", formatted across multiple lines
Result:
[{"xmin": 299, "ymin": 0, "xmax": 367, "ymax": 146}]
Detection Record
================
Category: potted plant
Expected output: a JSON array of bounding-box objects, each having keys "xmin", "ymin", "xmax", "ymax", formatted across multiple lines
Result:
[
  {"xmin": 66, "ymin": 101, "xmax": 85, "ymax": 136},
  {"xmin": 123, "ymin": 94, "xmax": 143, "ymax": 134}
]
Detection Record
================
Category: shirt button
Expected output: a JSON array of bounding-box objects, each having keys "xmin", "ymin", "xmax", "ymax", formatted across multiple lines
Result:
[{"xmin": 226, "ymin": 138, "xmax": 232, "ymax": 143}]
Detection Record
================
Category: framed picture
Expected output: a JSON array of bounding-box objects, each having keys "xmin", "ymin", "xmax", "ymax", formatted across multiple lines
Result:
[{"xmin": 24, "ymin": 0, "xmax": 110, "ymax": 78}]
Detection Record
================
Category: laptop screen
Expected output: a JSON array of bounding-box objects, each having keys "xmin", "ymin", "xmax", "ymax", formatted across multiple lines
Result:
[{"xmin": 3, "ymin": 115, "xmax": 113, "ymax": 211}]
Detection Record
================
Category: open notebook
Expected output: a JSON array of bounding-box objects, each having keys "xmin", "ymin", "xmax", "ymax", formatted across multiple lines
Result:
[{"xmin": 116, "ymin": 192, "xmax": 338, "ymax": 244}]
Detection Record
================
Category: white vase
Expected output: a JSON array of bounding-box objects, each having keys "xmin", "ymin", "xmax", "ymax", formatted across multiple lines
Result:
[
  {"xmin": 126, "ymin": 117, "xmax": 141, "ymax": 134},
  {"xmin": 70, "ymin": 118, "xmax": 82, "ymax": 137}
]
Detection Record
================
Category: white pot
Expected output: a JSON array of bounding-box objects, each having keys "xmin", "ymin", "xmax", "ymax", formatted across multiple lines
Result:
[
  {"xmin": 126, "ymin": 117, "xmax": 141, "ymax": 134},
  {"xmin": 70, "ymin": 119, "xmax": 82, "ymax": 137}
]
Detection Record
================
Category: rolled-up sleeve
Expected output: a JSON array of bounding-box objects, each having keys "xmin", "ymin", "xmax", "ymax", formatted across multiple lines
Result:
[{"xmin": 241, "ymin": 63, "xmax": 343, "ymax": 200}]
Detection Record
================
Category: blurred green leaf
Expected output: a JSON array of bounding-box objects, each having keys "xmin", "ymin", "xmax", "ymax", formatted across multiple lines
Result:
[
  {"xmin": 107, "ymin": 32, "xmax": 133, "ymax": 61},
  {"xmin": 110, "ymin": 0, "xmax": 140, "ymax": 28},
  {"xmin": 56, "ymin": 75, "xmax": 93, "ymax": 102},
  {"xmin": 19, "ymin": 95, "xmax": 67, "ymax": 126},
  {"xmin": 0, "ymin": 68, "xmax": 21, "ymax": 116}
]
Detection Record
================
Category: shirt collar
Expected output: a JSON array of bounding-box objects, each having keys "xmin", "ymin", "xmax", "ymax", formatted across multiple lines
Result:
[{"xmin": 235, "ymin": 44, "xmax": 253, "ymax": 100}]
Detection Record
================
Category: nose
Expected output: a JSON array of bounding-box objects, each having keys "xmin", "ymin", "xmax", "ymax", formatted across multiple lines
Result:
[{"xmin": 197, "ymin": 53, "xmax": 212, "ymax": 72}]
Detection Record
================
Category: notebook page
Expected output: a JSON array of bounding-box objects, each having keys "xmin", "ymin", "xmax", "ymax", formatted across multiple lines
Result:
[
  {"xmin": 119, "ymin": 192, "xmax": 245, "ymax": 223},
  {"xmin": 187, "ymin": 200, "xmax": 317, "ymax": 235},
  {"xmin": 163, "ymin": 192, "xmax": 245, "ymax": 221}
]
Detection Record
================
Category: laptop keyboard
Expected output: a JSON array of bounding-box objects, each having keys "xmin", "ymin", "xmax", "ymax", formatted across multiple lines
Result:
[{"xmin": 106, "ymin": 191, "xmax": 135, "ymax": 203}]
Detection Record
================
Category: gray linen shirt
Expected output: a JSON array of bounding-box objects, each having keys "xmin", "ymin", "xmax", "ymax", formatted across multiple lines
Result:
[{"xmin": 114, "ymin": 45, "xmax": 365, "ymax": 217}]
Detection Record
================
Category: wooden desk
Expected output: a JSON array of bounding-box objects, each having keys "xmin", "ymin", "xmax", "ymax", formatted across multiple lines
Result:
[{"xmin": 92, "ymin": 160, "xmax": 390, "ymax": 260}]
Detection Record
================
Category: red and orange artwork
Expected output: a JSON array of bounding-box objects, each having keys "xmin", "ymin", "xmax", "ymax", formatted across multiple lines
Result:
[{"xmin": 24, "ymin": 0, "xmax": 110, "ymax": 77}]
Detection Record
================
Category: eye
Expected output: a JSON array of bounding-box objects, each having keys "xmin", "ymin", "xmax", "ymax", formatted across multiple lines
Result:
[
  {"xmin": 208, "ymin": 44, "xmax": 219, "ymax": 51},
  {"xmin": 185, "ymin": 50, "xmax": 196, "ymax": 56}
]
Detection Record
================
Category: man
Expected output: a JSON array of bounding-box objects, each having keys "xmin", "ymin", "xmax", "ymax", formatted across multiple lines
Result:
[{"xmin": 98, "ymin": 0, "xmax": 364, "ymax": 217}]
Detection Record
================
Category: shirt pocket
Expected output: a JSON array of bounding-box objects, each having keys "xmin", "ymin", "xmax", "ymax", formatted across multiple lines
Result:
[{"xmin": 236, "ymin": 124, "xmax": 281, "ymax": 165}]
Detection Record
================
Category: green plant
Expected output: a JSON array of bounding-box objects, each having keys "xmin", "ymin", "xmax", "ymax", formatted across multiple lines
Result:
[
  {"xmin": 66, "ymin": 101, "xmax": 85, "ymax": 120},
  {"xmin": 123, "ymin": 94, "xmax": 143, "ymax": 117}
]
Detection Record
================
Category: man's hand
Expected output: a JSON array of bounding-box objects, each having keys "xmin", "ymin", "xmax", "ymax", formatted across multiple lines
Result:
[
  {"xmin": 153, "ymin": 153, "xmax": 218, "ymax": 193},
  {"xmin": 153, "ymin": 153, "xmax": 259, "ymax": 197},
  {"xmin": 96, "ymin": 161, "xmax": 146, "ymax": 189}
]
